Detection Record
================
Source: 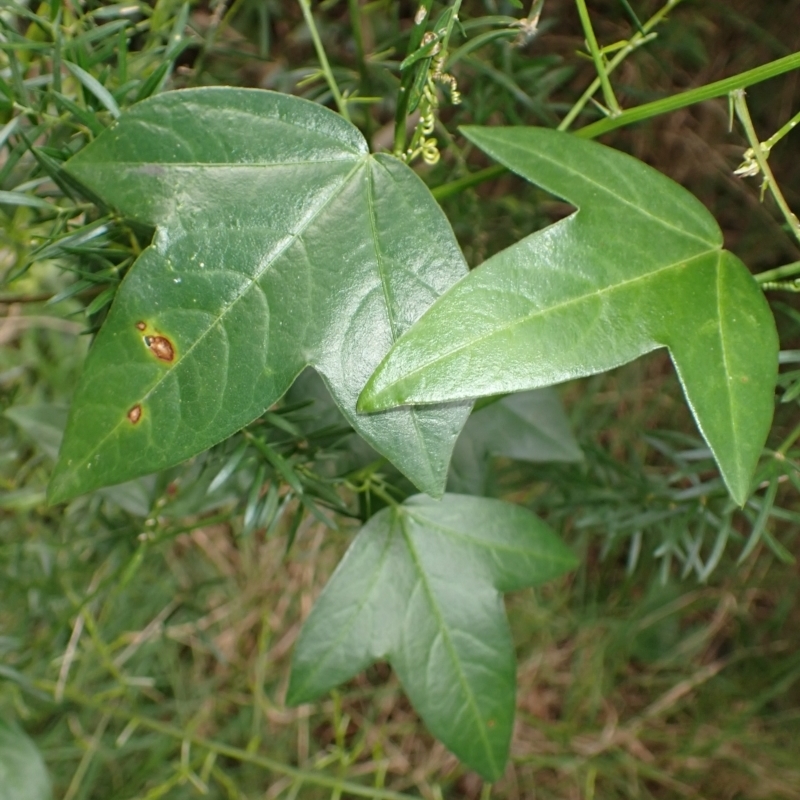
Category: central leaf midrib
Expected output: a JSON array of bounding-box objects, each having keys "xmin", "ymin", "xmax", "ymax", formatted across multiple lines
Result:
[
  {"xmin": 406, "ymin": 509, "xmax": 573, "ymax": 566},
  {"xmin": 75, "ymin": 158, "xmax": 359, "ymax": 169},
  {"xmin": 67, "ymin": 157, "xmax": 367, "ymax": 478},
  {"xmin": 399, "ymin": 511, "xmax": 498, "ymax": 775},
  {"xmin": 714, "ymin": 253, "xmax": 742, "ymax": 476},
  {"xmin": 374, "ymin": 249, "xmax": 718, "ymax": 398}
]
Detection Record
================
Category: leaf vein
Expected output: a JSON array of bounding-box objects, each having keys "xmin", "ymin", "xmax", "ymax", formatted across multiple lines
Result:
[
  {"xmin": 66, "ymin": 159, "xmax": 366, "ymax": 478},
  {"xmin": 399, "ymin": 512, "xmax": 499, "ymax": 776},
  {"xmin": 379, "ymin": 250, "xmax": 717, "ymax": 395}
]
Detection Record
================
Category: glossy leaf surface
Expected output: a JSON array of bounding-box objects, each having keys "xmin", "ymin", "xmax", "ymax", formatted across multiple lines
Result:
[
  {"xmin": 48, "ymin": 89, "xmax": 470, "ymax": 503},
  {"xmin": 287, "ymin": 494, "xmax": 577, "ymax": 780},
  {"xmin": 449, "ymin": 389, "xmax": 582, "ymax": 495},
  {"xmin": 0, "ymin": 719, "xmax": 51, "ymax": 800},
  {"xmin": 360, "ymin": 127, "xmax": 778, "ymax": 505}
]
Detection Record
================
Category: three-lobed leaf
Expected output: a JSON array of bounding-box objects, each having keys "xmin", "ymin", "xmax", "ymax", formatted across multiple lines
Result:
[
  {"xmin": 48, "ymin": 88, "xmax": 471, "ymax": 503},
  {"xmin": 286, "ymin": 493, "xmax": 577, "ymax": 781},
  {"xmin": 360, "ymin": 127, "xmax": 779, "ymax": 505}
]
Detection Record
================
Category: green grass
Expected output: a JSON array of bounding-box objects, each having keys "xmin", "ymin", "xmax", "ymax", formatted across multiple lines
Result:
[{"xmin": 1, "ymin": 0, "xmax": 799, "ymax": 797}]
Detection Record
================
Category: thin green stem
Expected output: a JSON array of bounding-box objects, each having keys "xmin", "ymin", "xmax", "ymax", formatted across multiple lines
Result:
[
  {"xmin": 432, "ymin": 0, "xmax": 682, "ymax": 199},
  {"xmin": 36, "ymin": 681, "xmax": 419, "ymax": 800},
  {"xmin": 777, "ymin": 420, "xmax": 800, "ymax": 458},
  {"xmin": 559, "ymin": 33, "xmax": 657, "ymax": 131},
  {"xmin": 393, "ymin": 0, "xmax": 435, "ymax": 155},
  {"xmin": 348, "ymin": 0, "xmax": 374, "ymax": 144},
  {"xmin": 560, "ymin": 0, "xmax": 684, "ymax": 131},
  {"xmin": 732, "ymin": 89, "xmax": 800, "ymax": 245},
  {"xmin": 763, "ymin": 107, "xmax": 800, "ymax": 151},
  {"xmin": 579, "ymin": 50, "xmax": 800, "ymax": 138},
  {"xmin": 192, "ymin": 0, "xmax": 249, "ymax": 84},
  {"xmin": 297, "ymin": 0, "xmax": 351, "ymax": 123},
  {"xmin": 617, "ymin": 0, "xmax": 645, "ymax": 34},
  {"xmin": 433, "ymin": 49, "xmax": 800, "ymax": 201},
  {"xmin": 402, "ymin": 0, "xmax": 463, "ymax": 164},
  {"xmin": 755, "ymin": 260, "xmax": 800, "ymax": 284},
  {"xmin": 366, "ymin": 481, "xmax": 403, "ymax": 509},
  {"xmin": 574, "ymin": 0, "xmax": 621, "ymax": 115},
  {"xmin": 219, "ymin": 0, "xmax": 255, "ymax": 39}
]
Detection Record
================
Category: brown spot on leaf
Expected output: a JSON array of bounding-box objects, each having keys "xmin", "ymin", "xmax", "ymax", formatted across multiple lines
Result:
[
  {"xmin": 144, "ymin": 335, "xmax": 175, "ymax": 362},
  {"xmin": 128, "ymin": 404, "xmax": 142, "ymax": 424},
  {"xmin": 135, "ymin": 321, "xmax": 146, "ymax": 331}
]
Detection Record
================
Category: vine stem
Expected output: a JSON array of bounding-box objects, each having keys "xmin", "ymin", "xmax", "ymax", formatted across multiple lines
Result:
[
  {"xmin": 580, "ymin": 50, "xmax": 800, "ymax": 138},
  {"xmin": 755, "ymin": 260, "xmax": 800, "ymax": 284},
  {"xmin": 297, "ymin": 0, "xmax": 351, "ymax": 123},
  {"xmin": 432, "ymin": 48, "xmax": 800, "ymax": 201},
  {"xmin": 559, "ymin": 0, "xmax": 684, "ymax": 131},
  {"xmin": 762, "ymin": 106, "xmax": 800, "ymax": 152},
  {"xmin": 731, "ymin": 89, "xmax": 800, "ymax": 246},
  {"xmin": 776, "ymin": 419, "xmax": 800, "ymax": 459},
  {"xmin": 402, "ymin": 0, "xmax": 463, "ymax": 165},
  {"xmin": 35, "ymin": 680, "xmax": 420, "ymax": 800},
  {"xmin": 574, "ymin": 0, "xmax": 620, "ymax": 116},
  {"xmin": 348, "ymin": 0, "xmax": 374, "ymax": 144},
  {"xmin": 433, "ymin": 0, "xmax": 685, "ymax": 200},
  {"xmin": 393, "ymin": 0, "xmax": 436, "ymax": 156}
]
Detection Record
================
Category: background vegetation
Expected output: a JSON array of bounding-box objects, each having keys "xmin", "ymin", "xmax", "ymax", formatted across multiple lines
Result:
[{"xmin": 1, "ymin": 0, "xmax": 799, "ymax": 797}]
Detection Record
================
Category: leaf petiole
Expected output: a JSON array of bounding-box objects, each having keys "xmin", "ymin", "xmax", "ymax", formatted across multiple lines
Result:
[{"xmin": 297, "ymin": 0, "xmax": 351, "ymax": 123}]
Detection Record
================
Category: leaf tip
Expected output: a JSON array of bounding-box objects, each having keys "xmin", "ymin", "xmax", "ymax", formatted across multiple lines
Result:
[
  {"xmin": 46, "ymin": 470, "xmax": 75, "ymax": 506},
  {"xmin": 727, "ymin": 476, "xmax": 749, "ymax": 509},
  {"xmin": 283, "ymin": 682, "xmax": 303, "ymax": 708},
  {"xmin": 284, "ymin": 667, "xmax": 319, "ymax": 709},
  {"xmin": 356, "ymin": 382, "xmax": 395, "ymax": 414}
]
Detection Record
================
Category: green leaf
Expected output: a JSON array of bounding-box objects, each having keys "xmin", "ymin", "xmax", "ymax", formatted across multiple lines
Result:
[
  {"xmin": 449, "ymin": 389, "xmax": 582, "ymax": 495},
  {"xmin": 360, "ymin": 127, "xmax": 779, "ymax": 505},
  {"xmin": 286, "ymin": 493, "xmax": 577, "ymax": 781},
  {"xmin": 0, "ymin": 719, "xmax": 52, "ymax": 800},
  {"xmin": 47, "ymin": 88, "xmax": 470, "ymax": 503}
]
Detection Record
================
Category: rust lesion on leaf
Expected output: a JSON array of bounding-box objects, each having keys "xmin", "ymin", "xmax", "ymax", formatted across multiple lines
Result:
[
  {"xmin": 144, "ymin": 334, "xmax": 175, "ymax": 362},
  {"xmin": 135, "ymin": 322, "xmax": 176, "ymax": 363},
  {"xmin": 127, "ymin": 404, "xmax": 142, "ymax": 424}
]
